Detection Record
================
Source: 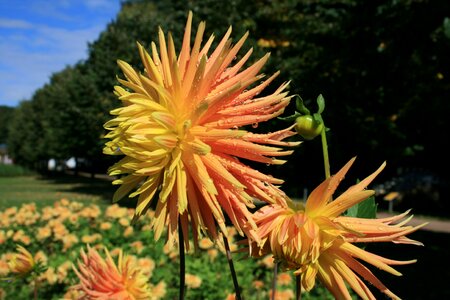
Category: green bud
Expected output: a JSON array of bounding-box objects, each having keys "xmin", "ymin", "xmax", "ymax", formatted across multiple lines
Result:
[{"xmin": 295, "ymin": 115, "xmax": 324, "ymax": 140}]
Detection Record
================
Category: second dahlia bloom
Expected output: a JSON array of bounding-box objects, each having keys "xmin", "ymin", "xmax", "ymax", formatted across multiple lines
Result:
[
  {"xmin": 8, "ymin": 245, "xmax": 35, "ymax": 278},
  {"xmin": 104, "ymin": 11, "xmax": 298, "ymax": 248},
  {"xmin": 249, "ymin": 158, "xmax": 426, "ymax": 300},
  {"xmin": 72, "ymin": 246, "xmax": 151, "ymax": 300}
]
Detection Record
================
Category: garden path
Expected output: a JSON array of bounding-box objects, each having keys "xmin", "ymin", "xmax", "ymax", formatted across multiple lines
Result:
[{"xmin": 377, "ymin": 212, "xmax": 450, "ymax": 234}]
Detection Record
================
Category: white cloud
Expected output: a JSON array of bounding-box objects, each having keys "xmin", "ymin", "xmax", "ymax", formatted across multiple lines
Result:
[
  {"xmin": 0, "ymin": 20, "xmax": 105, "ymax": 106},
  {"xmin": 82, "ymin": 0, "xmax": 113, "ymax": 9},
  {"xmin": 0, "ymin": 18, "xmax": 33, "ymax": 29},
  {"xmin": 0, "ymin": 1, "xmax": 121, "ymax": 107}
]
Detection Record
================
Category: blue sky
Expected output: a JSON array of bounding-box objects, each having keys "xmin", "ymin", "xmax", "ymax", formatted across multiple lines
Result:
[{"xmin": 0, "ymin": 0, "xmax": 121, "ymax": 107}]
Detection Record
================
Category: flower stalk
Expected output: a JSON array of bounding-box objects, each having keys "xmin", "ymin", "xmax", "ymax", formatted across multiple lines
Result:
[
  {"xmin": 33, "ymin": 276, "xmax": 38, "ymax": 300},
  {"xmin": 223, "ymin": 235, "xmax": 242, "ymax": 300},
  {"xmin": 320, "ymin": 124, "xmax": 330, "ymax": 179},
  {"xmin": 179, "ymin": 223, "xmax": 186, "ymax": 300},
  {"xmin": 295, "ymin": 274, "xmax": 301, "ymax": 300},
  {"xmin": 271, "ymin": 262, "xmax": 278, "ymax": 300}
]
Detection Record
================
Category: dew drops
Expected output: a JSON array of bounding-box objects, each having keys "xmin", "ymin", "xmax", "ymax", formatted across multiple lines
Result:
[{"xmin": 252, "ymin": 123, "xmax": 259, "ymax": 128}]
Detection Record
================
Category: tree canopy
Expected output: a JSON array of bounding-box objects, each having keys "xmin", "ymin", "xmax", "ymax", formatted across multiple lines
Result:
[{"xmin": 6, "ymin": 0, "xmax": 450, "ymax": 211}]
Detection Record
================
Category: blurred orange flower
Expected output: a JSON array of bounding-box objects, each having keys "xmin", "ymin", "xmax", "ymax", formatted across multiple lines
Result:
[
  {"xmin": 0, "ymin": 231, "xmax": 6, "ymax": 244},
  {"xmin": 249, "ymin": 158, "xmax": 426, "ymax": 299},
  {"xmin": 252, "ymin": 280, "xmax": 264, "ymax": 290},
  {"xmin": 123, "ymin": 226, "xmax": 134, "ymax": 237},
  {"xmin": 269, "ymin": 289, "xmax": 294, "ymax": 300},
  {"xmin": 62, "ymin": 234, "xmax": 79, "ymax": 252},
  {"xmin": 81, "ymin": 233, "xmax": 102, "ymax": 244},
  {"xmin": 8, "ymin": 245, "xmax": 35, "ymax": 278},
  {"xmin": 207, "ymin": 248, "xmax": 218, "ymax": 262},
  {"xmin": 36, "ymin": 226, "xmax": 52, "ymax": 241},
  {"xmin": 0, "ymin": 260, "xmax": 9, "ymax": 277},
  {"xmin": 225, "ymin": 293, "xmax": 236, "ymax": 300},
  {"xmin": 277, "ymin": 272, "xmax": 292, "ymax": 286},
  {"xmin": 131, "ymin": 241, "xmax": 145, "ymax": 254},
  {"xmin": 100, "ymin": 222, "xmax": 112, "ymax": 230},
  {"xmin": 137, "ymin": 257, "xmax": 155, "ymax": 277},
  {"xmin": 185, "ymin": 273, "xmax": 202, "ymax": 289},
  {"xmin": 198, "ymin": 237, "xmax": 214, "ymax": 250},
  {"xmin": 41, "ymin": 267, "xmax": 57, "ymax": 285}
]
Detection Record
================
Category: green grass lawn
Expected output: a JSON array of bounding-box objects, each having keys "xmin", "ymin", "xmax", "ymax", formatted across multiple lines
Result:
[{"xmin": 0, "ymin": 173, "xmax": 117, "ymax": 209}]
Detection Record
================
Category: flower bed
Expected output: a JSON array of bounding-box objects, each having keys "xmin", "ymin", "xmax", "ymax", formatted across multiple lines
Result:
[{"xmin": 0, "ymin": 199, "xmax": 334, "ymax": 299}]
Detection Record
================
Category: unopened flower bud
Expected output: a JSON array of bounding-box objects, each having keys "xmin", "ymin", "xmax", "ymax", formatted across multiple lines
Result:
[{"xmin": 295, "ymin": 115, "xmax": 324, "ymax": 140}]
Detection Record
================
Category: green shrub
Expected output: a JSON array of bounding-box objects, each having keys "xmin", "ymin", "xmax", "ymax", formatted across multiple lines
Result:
[{"xmin": 0, "ymin": 164, "xmax": 34, "ymax": 177}]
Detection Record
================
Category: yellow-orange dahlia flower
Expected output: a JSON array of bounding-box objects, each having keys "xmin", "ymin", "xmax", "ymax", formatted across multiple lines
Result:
[
  {"xmin": 72, "ymin": 246, "xmax": 151, "ymax": 300},
  {"xmin": 8, "ymin": 245, "xmax": 35, "ymax": 278},
  {"xmin": 103, "ymin": 11, "xmax": 298, "ymax": 248},
  {"xmin": 249, "ymin": 158, "xmax": 426, "ymax": 300}
]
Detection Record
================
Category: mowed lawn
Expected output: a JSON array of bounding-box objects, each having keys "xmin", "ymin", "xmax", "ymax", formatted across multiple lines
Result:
[{"xmin": 0, "ymin": 174, "xmax": 117, "ymax": 209}]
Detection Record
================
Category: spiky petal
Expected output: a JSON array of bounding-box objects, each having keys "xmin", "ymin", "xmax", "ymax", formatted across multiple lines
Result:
[
  {"xmin": 72, "ymin": 246, "xmax": 151, "ymax": 300},
  {"xmin": 104, "ymin": 11, "xmax": 298, "ymax": 249}
]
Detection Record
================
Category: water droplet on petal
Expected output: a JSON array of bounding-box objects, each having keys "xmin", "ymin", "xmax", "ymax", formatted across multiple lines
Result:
[{"xmin": 252, "ymin": 123, "xmax": 259, "ymax": 128}]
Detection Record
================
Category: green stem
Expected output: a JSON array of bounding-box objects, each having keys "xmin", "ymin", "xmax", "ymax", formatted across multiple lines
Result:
[
  {"xmin": 33, "ymin": 276, "xmax": 38, "ymax": 300},
  {"xmin": 223, "ymin": 235, "xmax": 242, "ymax": 300},
  {"xmin": 320, "ymin": 127, "xmax": 330, "ymax": 179},
  {"xmin": 296, "ymin": 274, "xmax": 302, "ymax": 300},
  {"xmin": 178, "ymin": 223, "xmax": 185, "ymax": 300},
  {"xmin": 271, "ymin": 262, "xmax": 278, "ymax": 300}
]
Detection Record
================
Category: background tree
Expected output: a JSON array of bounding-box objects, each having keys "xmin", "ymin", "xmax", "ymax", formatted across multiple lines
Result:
[
  {"xmin": 6, "ymin": 0, "xmax": 450, "ymax": 215},
  {"xmin": 8, "ymin": 100, "xmax": 47, "ymax": 169},
  {"xmin": 0, "ymin": 106, "xmax": 14, "ymax": 145}
]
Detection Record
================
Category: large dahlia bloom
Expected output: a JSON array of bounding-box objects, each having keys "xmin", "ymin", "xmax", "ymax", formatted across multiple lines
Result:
[
  {"xmin": 103, "ymin": 12, "xmax": 298, "ymax": 248},
  {"xmin": 249, "ymin": 158, "xmax": 425, "ymax": 300},
  {"xmin": 72, "ymin": 246, "xmax": 151, "ymax": 300}
]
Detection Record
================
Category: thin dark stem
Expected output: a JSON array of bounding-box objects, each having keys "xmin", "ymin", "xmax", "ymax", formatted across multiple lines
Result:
[
  {"xmin": 223, "ymin": 235, "xmax": 242, "ymax": 300},
  {"xmin": 179, "ymin": 224, "xmax": 186, "ymax": 300},
  {"xmin": 296, "ymin": 274, "xmax": 302, "ymax": 300},
  {"xmin": 271, "ymin": 262, "xmax": 278, "ymax": 300}
]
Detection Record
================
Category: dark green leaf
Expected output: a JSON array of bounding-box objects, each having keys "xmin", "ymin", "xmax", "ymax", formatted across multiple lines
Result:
[
  {"xmin": 345, "ymin": 195, "xmax": 377, "ymax": 219},
  {"xmin": 317, "ymin": 94, "xmax": 325, "ymax": 114},
  {"xmin": 295, "ymin": 96, "xmax": 310, "ymax": 115},
  {"xmin": 278, "ymin": 111, "xmax": 302, "ymax": 122}
]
